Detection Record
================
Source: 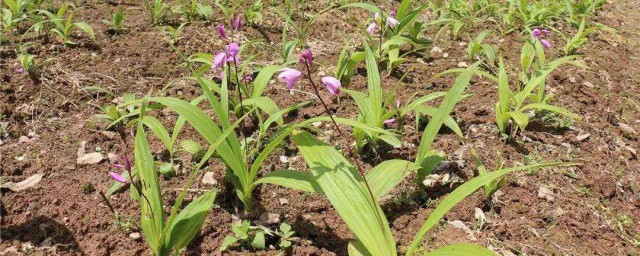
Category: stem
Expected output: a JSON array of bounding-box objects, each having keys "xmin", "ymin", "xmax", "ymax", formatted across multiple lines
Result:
[
  {"xmin": 232, "ymin": 56, "xmax": 248, "ymax": 159},
  {"xmin": 378, "ymin": 20, "xmax": 383, "ymax": 60},
  {"xmin": 303, "ymin": 61, "xmax": 385, "ymax": 235},
  {"xmin": 303, "ymin": 61, "xmax": 342, "ymax": 136}
]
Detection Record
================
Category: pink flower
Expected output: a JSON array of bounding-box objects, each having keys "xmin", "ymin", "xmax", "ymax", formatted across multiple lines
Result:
[
  {"xmin": 218, "ymin": 25, "xmax": 226, "ymax": 39},
  {"xmin": 396, "ymin": 100, "xmax": 401, "ymax": 108},
  {"xmin": 321, "ymin": 76, "xmax": 341, "ymax": 95},
  {"xmin": 299, "ymin": 49, "xmax": 313, "ymax": 66},
  {"xmin": 278, "ymin": 68, "xmax": 302, "ymax": 89},
  {"xmin": 366, "ymin": 23, "xmax": 377, "ymax": 35},
  {"xmin": 374, "ymin": 12, "xmax": 380, "ymax": 20},
  {"xmin": 540, "ymin": 39, "xmax": 552, "ymax": 49},
  {"xmin": 227, "ymin": 43, "xmax": 239, "ymax": 59},
  {"xmin": 233, "ymin": 17, "xmax": 242, "ymax": 31},
  {"xmin": 109, "ymin": 171, "xmax": 127, "ymax": 184},
  {"xmin": 16, "ymin": 68, "xmax": 24, "ymax": 75},
  {"xmin": 386, "ymin": 17, "xmax": 399, "ymax": 28},
  {"xmin": 389, "ymin": 10, "xmax": 397, "ymax": 18},
  {"xmin": 383, "ymin": 118, "xmax": 396, "ymax": 124},
  {"xmin": 212, "ymin": 52, "xmax": 227, "ymax": 71}
]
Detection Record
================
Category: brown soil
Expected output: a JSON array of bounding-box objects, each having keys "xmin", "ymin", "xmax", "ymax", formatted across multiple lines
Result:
[{"xmin": 1, "ymin": 0, "xmax": 640, "ymax": 255}]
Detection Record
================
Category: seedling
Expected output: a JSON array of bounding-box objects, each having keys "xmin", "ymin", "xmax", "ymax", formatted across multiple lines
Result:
[{"xmin": 102, "ymin": 6, "xmax": 125, "ymax": 33}]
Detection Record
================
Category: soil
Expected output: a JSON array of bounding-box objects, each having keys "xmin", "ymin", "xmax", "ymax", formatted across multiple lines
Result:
[{"xmin": 1, "ymin": 0, "xmax": 640, "ymax": 255}]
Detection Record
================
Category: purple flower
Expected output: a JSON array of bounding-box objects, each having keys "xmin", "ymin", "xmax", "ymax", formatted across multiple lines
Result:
[
  {"xmin": 389, "ymin": 10, "xmax": 397, "ymax": 18},
  {"xmin": 367, "ymin": 23, "xmax": 377, "ymax": 35},
  {"xmin": 278, "ymin": 68, "xmax": 302, "ymax": 89},
  {"xmin": 540, "ymin": 39, "xmax": 552, "ymax": 49},
  {"xmin": 321, "ymin": 76, "xmax": 341, "ymax": 95},
  {"xmin": 212, "ymin": 52, "xmax": 227, "ymax": 71},
  {"xmin": 233, "ymin": 17, "xmax": 242, "ymax": 31},
  {"xmin": 243, "ymin": 74, "xmax": 254, "ymax": 83},
  {"xmin": 299, "ymin": 49, "xmax": 313, "ymax": 66},
  {"xmin": 386, "ymin": 17, "xmax": 399, "ymax": 28},
  {"xmin": 396, "ymin": 100, "xmax": 401, "ymax": 108},
  {"xmin": 227, "ymin": 43, "xmax": 239, "ymax": 59},
  {"xmin": 383, "ymin": 118, "xmax": 396, "ymax": 124},
  {"xmin": 109, "ymin": 171, "xmax": 127, "ymax": 184},
  {"xmin": 218, "ymin": 25, "xmax": 226, "ymax": 39},
  {"xmin": 16, "ymin": 68, "xmax": 24, "ymax": 75}
]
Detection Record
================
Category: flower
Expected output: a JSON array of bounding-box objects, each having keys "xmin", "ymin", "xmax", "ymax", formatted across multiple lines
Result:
[
  {"xmin": 227, "ymin": 43, "xmax": 239, "ymax": 59},
  {"xmin": 16, "ymin": 68, "xmax": 24, "ymax": 75},
  {"xmin": 540, "ymin": 39, "xmax": 552, "ymax": 49},
  {"xmin": 321, "ymin": 76, "xmax": 341, "ymax": 95},
  {"xmin": 386, "ymin": 17, "xmax": 399, "ymax": 28},
  {"xmin": 109, "ymin": 171, "xmax": 127, "ymax": 184},
  {"xmin": 366, "ymin": 23, "xmax": 377, "ymax": 35},
  {"xmin": 299, "ymin": 49, "xmax": 313, "ymax": 66},
  {"xmin": 396, "ymin": 99, "xmax": 401, "ymax": 108},
  {"xmin": 532, "ymin": 28, "xmax": 552, "ymax": 49},
  {"xmin": 243, "ymin": 74, "xmax": 254, "ymax": 83},
  {"xmin": 233, "ymin": 17, "xmax": 242, "ymax": 31},
  {"xmin": 374, "ymin": 12, "xmax": 380, "ymax": 20},
  {"xmin": 212, "ymin": 52, "xmax": 227, "ymax": 71},
  {"xmin": 217, "ymin": 25, "xmax": 226, "ymax": 39},
  {"xmin": 383, "ymin": 118, "xmax": 396, "ymax": 124},
  {"xmin": 390, "ymin": 10, "xmax": 397, "ymax": 18},
  {"xmin": 278, "ymin": 68, "xmax": 302, "ymax": 89}
]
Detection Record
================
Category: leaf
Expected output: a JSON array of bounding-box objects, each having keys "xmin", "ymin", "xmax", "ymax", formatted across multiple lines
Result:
[
  {"xmin": 255, "ymin": 169, "xmax": 321, "ymax": 193},
  {"xmin": 366, "ymin": 160, "xmax": 420, "ymax": 198},
  {"xmin": 406, "ymin": 162, "xmax": 580, "ymax": 255},
  {"xmin": 251, "ymin": 65, "xmax": 284, "ymax": 98},
  {"xmin": 293, "ymin": 131, "xmax": 396, "ymax": 255},
  {"xmin": 73, "ymin": 22, "xmax": 95, "ymax": 39},
  {"xmin": 426, "ymin": 243, "xmax": 496, "ymax": 256},
  {"xmin": 220, "ymin": 235, "xmax": 238, "ymax": 251},
  {"xmin": 165, "ymin": 189, "xmax": 217, "ymax": 252},
  {"xmin": 417, "ymin": 64, "xmax": 478, "ymax": 164},
  {"xmin": 76, "ymin": 152, "xmax": 104, "ymax": 165},
  {"xmin": 141, "ymin": 116, "xmax": 173, "ymax": 153},
  {"xmin": 1, "ymin": 174, "xmax": 43, "ymax": 192},
  {"xmin": 520, "ymin": 103, "xmax": 582, "ymax": 120},
  {"xmin": 251, "ymin": 231, "xmax": 266, "ymax": 249}
]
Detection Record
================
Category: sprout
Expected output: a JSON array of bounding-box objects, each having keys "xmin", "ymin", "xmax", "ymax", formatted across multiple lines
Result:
[
  {"xmin": 277, "ymin": 68, "xmax": 302, "ymax": 89},
  {"xmin": 321, "ymin": 76, "xmax": 341, "ymax": 95}
]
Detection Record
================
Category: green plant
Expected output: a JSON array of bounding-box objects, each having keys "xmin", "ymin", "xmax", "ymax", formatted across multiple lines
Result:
[
  {"xmin": 266, "ymin": 129, "xmax": 578, "ymax": 255},
  {"xmin": 271, "ymin": 0, "xmax": 334, "ymax": 47},
  {"xmin": 467, "ymin": 30, "xmax": 498, "ymax": 67},
  {"xmin": 243, "ymin": 0, "xmax": 263, "ymax": 26},
  {"xmin": 37, "ymin": 3, "xmax": 95, "ymax": 44},
  {"xmin": 494, "ymin": 42, "xmax": 583, "ymax": 136},
  {"xmin": 161, "ymin": 22, "xmax": 187, "ymax": 46},
  {"xmin": 1, "ymin": 0, "xmax": 30, "ymax": 33},
  {"xmin": 144, "ymin": 0, "xmax": 170, "ymax": 25},
  {"xmin": 471, "ymin": 149, "xmax": 506, "ymax": 201},
  {"xmin": 276, "ymin": 222, "xmax": 295, "ymax": 249},
  {"xmin": 102, "ymin": 6, "xmax": 125, "ymax": 33},
  {"xmin": 220, "ymin": 220, "xmax": 267, "ymax": 251}
]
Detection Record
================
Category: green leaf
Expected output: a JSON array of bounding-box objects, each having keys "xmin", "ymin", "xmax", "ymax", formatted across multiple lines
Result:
[
  {"xmin": 426, "ymin": 243, "xmax": 496, "ymax": 256},
  {"xmin": 364, "ymin": 42, "xmax": 383, "ymax": 124},
  {"xmin": 293, "ymin": 130, "xmax": 396, "ymax": 255},
  {"xmin": 406, "ymin": 162, "xmax": 580, "ymax": 255},
  {"xmin": 255, "ymin": 169, "xmax": 321, "ymax": 193},
  {"xmin": 141, "ymin": 116, "xmax": 173, "ymax": 153},
  {"xmin": 73, "ymin": 22, "xmax": 95, "ymax": 39},
  {"xmin": 366, "ymin": 160, "xmax": 420, "ymax": 198},
  {"xmin": 251, "ymin": 65, "xmax": 284, "ymax": 98},
  {"xmin": 165, "ymin": 189, "xmax": 217, "ymax": 251},
  {"xmin": 520, "ymin": 103, "xmax": 581, "ymax": 120},
  {"xmin": 220, "ymin": 235, "xmax": 238, "ymax": 251},
  {"xmin": 251, "ymin": 231, "xmax": 266, "ymax": 249}
]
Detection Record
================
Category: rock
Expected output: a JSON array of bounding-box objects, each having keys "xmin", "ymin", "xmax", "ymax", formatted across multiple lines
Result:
[
  {"xmin": 76, "ymin": 152, "xmax": 104, "ymax": 165},
  {"xmin": 458, "ymin": 41, "xmax": 467, "ymax": 47},
  {"xmin": 100, "ymin": 131, "xmax": 117, "ymax": 139},
  {"xmin": 278, "ymin": 198, "xmax": 289, "ymax": 205},
  {"xmin": 576, "ymin": 132, "xmax": 591, "ymax": 141},
  {"xmin": 619, "ymin": 123, "xmax": 636, "ymax": 138},
  {"xmin": 583, "ymin": 81, "xmax": 594, "ymax": 88},
  {"xmin": 201, "ymin": 172, "xmax": 217, "ymax": 186},
  {"xmin": 259, "ymin": 213, "xmax": 281, "ymax": 224},
  {"xmin": 625, "ymin": 146, "xmax": 637, "ymax": 158},
  {"xmin": 422, "ymin": 174, "xmax": 441, "ymax": 187},
  {"xmin": 550, "ymin": 207, "xmax": 565, "ymax": 218},
  {"xmin": 129, "ymin": 232, "xmax": 141, "ymax": 241},
  {"xmin": 18, "ymin": 136, "xmax": 32, "ymax": 143},
  {"xmin": 568, "ymin": 76, "xmax": 576, "ymax": 83},
  {"xmin": 1, "ymin": 174, "xmax": 43, "ymax": 192},
  {"xmin": 561, "ymin": 143, "xmax": 571, "ymax": 148},
  {"xmin": 537, "ymin": 186, "xmax": 555, "ymax": 202},
  {"xmin": 312, "ymin": 121, "xmax": 322, "ymax": 128},
  {"xmin": 107, "ymin": 153, "xmax": 118, "ymax": 164},
  {"xmin": 457, "ymin": 62, "xmax": 468, "ymax": 68},
  {"xmin": 279, "ymin": 156, "xmax": 289, "ymax": 164},
  {"xmin": 77, "ymin": 141, "xmax": 87, "ymax": 158},
  {"xmin": 474, "ymin": 208, "xmax": 486, "ymax": 223},
  {"xmin": 430, "ymin": 46, "xmax": 443, "ymax": 53}
]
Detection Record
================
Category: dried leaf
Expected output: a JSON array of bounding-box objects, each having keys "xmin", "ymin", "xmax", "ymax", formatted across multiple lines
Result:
[
  {"xmin": 77, "ymin": 152, "xmax": 104, "ymax": 165},
  {"xmin": 2, "ymin": 174, "xmax": 44, "ymax": 192}
]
